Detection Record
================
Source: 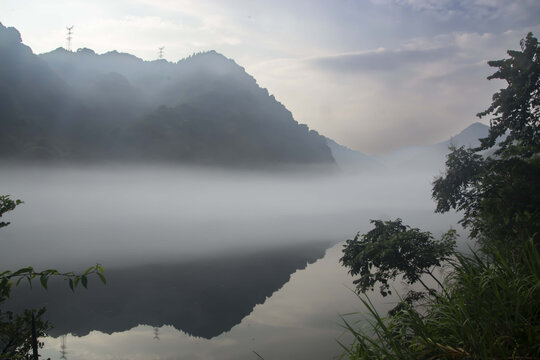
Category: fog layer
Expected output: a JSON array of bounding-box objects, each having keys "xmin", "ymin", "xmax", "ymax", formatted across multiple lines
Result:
[{"xmin": 0, "ymin": 164, "xmax": 463, "ymax": 269}]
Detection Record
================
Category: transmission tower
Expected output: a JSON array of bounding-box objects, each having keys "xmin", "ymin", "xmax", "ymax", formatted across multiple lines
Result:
[
  {"xmin": 60, "ymin": 334, "xmax": 67, "ymax": 359},
  {"xmin": 66, "ymin": 26, "xmax": 74, "ymax": 51},
  {"xmin": 158, "ymin": 46, "xmax": 164, "ymax": 59}
]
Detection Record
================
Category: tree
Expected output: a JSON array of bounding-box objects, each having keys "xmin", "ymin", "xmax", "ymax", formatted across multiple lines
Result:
[
  {"xmin": 476, "ymin": 32, "xmax": 539, "ymax": 158},
  {"xmin": 342, "ymin": 32, "xmax": 539, "ymax": 303},
  {"xmin": 341, "ymin": 219, "xmax": 456, "ymax": 297},
  {"xmin": 0, "ymin": 195, "xmax": 105, "ymax": 359},
  {"xmin": 339, "ymin": 33, "xmax": 540, "ymax": 360},
  {"xmin": 432, "ymin": 32, "xmax": 540, "ymax": 250}
]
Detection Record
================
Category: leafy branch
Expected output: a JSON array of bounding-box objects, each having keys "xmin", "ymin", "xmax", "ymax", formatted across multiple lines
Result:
[
  {"xmin": 0, "ymin": 264, "xmax": 106, "ymax": 294},
  {"xmin": 0, "ymin": 195, "xmax": 23, "ymax": 229},
  {"xmin": 0, "ymin": 194, "xmax": 107, "ymax": 359}
]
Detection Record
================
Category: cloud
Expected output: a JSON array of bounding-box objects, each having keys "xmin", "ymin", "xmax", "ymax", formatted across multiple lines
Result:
[
  {"xmin": 368, "ymin": 0, "xmax": 540, "ymax": 37},
  {"xmin": 370, "ymin": 0, "xmax": 516, "ymax": 17},
  {"xmin": 249, "ymin": 27, "xmax": 540, "ymax": 154},
  {"xmin": 309, "ymin": 46, "xmax": 457, "ymax": 73}
]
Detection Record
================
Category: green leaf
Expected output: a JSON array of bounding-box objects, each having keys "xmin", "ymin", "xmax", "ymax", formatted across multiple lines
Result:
[
  {"xmin": 97, "ymin": 272, "xmax": 107, "ymax": 285},
  {"xmin": 12, "ymin": 267, "xmax": 33, "ymax": 276},
  {"xmin": 39, "ymin": 275, "xmax": 48, "ymax": 290},
  {"xmin": 81, "ymin": 275, "xmax": 88, "ymax": 288}
]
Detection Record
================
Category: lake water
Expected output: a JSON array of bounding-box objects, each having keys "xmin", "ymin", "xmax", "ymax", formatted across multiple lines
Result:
[{"xmin": 1, "ymin": 164, "xmax": 463, "ymax": 359}]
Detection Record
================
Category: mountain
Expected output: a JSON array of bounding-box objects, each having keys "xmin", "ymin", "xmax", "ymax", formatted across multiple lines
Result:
[
  {"xmin": 438, "ymin": 122, "xmax": 489, "ymax": 149},
  {"xmin": 0, "ymin": 24, "xmax": 74, "ymax": 158},
  {"xmin": 0, "ymin": 23, "xmax": 334, "ymax": 166},
  {"xmin": 380, "ymin": 122, "xmax": 490, "ymax": 171},
  {"xmin": 325, "ymin": 137, "xmax": 380, "ymax": 172},
  {"xmin": 325, "ymin": 122, "xmax": 491, "ymax": 173}
]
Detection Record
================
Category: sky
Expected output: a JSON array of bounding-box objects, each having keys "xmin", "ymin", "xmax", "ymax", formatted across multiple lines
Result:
[{"xmin": 1, "ymin": 0, "xmax": 539, "ymax": 154}]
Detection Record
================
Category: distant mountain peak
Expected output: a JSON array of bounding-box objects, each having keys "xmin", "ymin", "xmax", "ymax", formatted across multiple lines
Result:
[
  {"xmin": 189, "ymin": 49, "xmax": 223, "ymax": 58},
  {"xmin": 76, "ymin": 47, "xmax": 97, "ymax": 56},
  {"xmin": 102, "ymin": 49, "xmax": 142, "ymax": 62},
  {"xmin": 50, "ymin": 46, "xmax": 71, "ymax": 54},
  {"xmin": 444, "ymin": 122, "xmax": 489, "ymax": 149},
  {"xmin": 0, "ymin": 22, "xmax": 23, "ymax": 47},
  {"xmin": 379, "ymin": 122, "xmax": 491, "ymax": 172},
  {"xmin": 181, "ymin": 49, "xmax": 235, "ymax": 66}
]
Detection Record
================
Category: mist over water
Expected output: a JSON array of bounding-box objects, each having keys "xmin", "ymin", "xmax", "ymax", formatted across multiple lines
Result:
[
  {"xmin": 1, "ymin": 162, "xmax": 468, "ymax": 357},
  {"xmin": 0, "ymin": 164, "xmax": 463, "ymax": 270}
]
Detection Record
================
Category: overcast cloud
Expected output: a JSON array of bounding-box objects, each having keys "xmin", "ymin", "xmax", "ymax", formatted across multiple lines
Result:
[{"xmin": 1, "ymin": 0, "xmax": 539, "ymax": 153}]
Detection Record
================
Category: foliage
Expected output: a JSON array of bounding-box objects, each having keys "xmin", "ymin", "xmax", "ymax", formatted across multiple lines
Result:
[
  {"xmin": 341, "ymin": 33, "xmax": 540, "ymax": 360},
  {"xmin": 1, "ymin": 195, "xmax": 106, "ymax": 301},
  {"xmin": 476, "ymin": 32, "xmax": 540, "ymax": 158},
  {"xmin": 432, "ymin": 32, "xmax": 540, "ymax": 250},
  {"xmin": 432, "ymin": 148, "xmax": 540, "ymax": 248},
  {"xmin": 0, "ymin": 195, "xmax": 23, "ymax": 229},
  {"xmin": 341, "ymin": 219, "xmax": 455, "ymax": 296},
  {"xmin": 0, "ymin": 195, "xmax": 106, "ymax": 359},
  {"xmin": 0, "ymin": 265, "xmax": 106, "ymax": 301},
  {"xmin": 339, "ymin": 239, "xmax": 540, "ymax": 360},
  {"xmin": 0, "ymin": 308, "xmax": 49, "ymax": 360}
]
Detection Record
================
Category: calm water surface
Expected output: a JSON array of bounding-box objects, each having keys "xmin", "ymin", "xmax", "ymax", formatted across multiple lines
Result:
[{"xmin": 1, "ymin": 164, "xmax": 462, "ymax": 359}]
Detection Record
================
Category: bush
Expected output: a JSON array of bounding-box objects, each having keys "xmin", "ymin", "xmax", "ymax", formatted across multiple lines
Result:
[{"xmin": 341, "ymin": 239, "xmax": 540, "ymax": 359}]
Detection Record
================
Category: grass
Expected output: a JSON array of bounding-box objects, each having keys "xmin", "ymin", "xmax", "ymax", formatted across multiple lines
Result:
[{"xmin": 340, "ymin": 239, "xmax": 540, "ymax": 360}]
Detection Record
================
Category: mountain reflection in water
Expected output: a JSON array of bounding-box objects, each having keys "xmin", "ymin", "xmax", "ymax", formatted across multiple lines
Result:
[
  {"xmin": 8, "ymin": 241, "xmax": 333, "ymax": 338},
  {"xmin": 38, "ymin": 243, "xmax": 396, "ymax": 360}
]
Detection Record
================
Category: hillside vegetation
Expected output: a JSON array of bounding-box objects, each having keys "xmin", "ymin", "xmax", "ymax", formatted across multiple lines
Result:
[{"xmin": 0, "ymin": 23, "xmax": 334, "ymax": 166}]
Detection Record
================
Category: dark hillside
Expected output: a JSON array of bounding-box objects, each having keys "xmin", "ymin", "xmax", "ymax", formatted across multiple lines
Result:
[{"xmin": 0, "ymin": 23, "xmax": 334, "ymax": 166}]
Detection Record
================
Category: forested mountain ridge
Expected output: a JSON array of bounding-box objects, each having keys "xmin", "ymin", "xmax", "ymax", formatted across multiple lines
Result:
[{"xmin": 0, "ymin": 23, "xmax": 334, "ymax": 166}]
